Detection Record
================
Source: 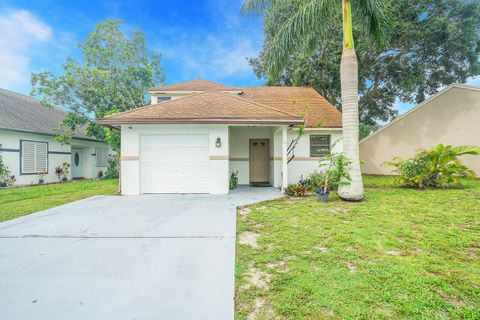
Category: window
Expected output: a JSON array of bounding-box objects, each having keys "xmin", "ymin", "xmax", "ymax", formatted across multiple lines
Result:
[
  {"xmin": 157, "ymin": 96, "xmax": 171, "ymax": 102},
  {"xmin": 96, "ymin": 147, "xmax": 108, "ymax": 167},
  {"xmin": 310, "ymin": 135, "xmax": 331, "ymax": 157},
  {"xmin": 21, "ymin": 140, "xmax": 48, "ymax": 174}
]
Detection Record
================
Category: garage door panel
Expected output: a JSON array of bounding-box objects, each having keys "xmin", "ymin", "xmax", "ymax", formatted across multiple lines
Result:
[{"xmin": 140, "ymin": 134, "xmax": 210, "ymax": 193}]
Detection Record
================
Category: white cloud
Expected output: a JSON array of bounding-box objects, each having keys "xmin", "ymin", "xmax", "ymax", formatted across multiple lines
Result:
[
  {"xmin": 159, "ymin": 35, "xmax": 259, "ymax": 81},
  {"xmin": 0, "ymin": 9, "xmax": 52, "ymax": 89}
]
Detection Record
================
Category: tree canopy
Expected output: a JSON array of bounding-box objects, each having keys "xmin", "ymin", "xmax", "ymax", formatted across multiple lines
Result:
[
  {"xmin": 31, "ymin": 19, "xmax": 165, "ymax": 150},
  {"xmin": 250, "ymin": 0, "xmax": 480, "ymax": 129}
]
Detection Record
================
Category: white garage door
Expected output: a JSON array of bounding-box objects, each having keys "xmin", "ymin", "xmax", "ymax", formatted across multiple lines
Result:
[{"xmin": 140, "ymin": 134, "xmax": 210, "ymax": 193}]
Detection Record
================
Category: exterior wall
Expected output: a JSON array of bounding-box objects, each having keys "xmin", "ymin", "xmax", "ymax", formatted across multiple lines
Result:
[
  {"xmin": 150, "ymin": 93, "xmax": 191, "ymax": 104},
  {"xmin": 120, "ymin": 124, "xmax": 229, "ymax": 195},
  {"xmin": 229, "ymin": 126, "xmax": 343, "ymax": 188},
  {"xmin": 0, "ymin": 129, "xmax": 109, "ymax": 186},
  {"xmin": 360, "ymin": 86, "xmax": 480, "ymax": 175},
  {"xmin": 70, "ymin": 139, "xmax": 111, "ymax": 179},
  {"xmin": 273, "ymin": 129, "xmax": 343, "ymax": 187},
  {"xmin": 229, "ymin": 126, "xmax": 273, "ymax": 185}
]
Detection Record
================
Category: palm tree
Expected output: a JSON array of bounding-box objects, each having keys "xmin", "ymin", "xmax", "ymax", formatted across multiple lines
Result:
[{"xmin": 242, "ymin": 0, "xmax": 390, "ymax": 201}]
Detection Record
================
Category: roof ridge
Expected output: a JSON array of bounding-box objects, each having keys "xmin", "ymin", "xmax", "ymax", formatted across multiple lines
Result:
[{"xmin": 217, "ymin": 90, "xmax": 302, "ymax": 118}]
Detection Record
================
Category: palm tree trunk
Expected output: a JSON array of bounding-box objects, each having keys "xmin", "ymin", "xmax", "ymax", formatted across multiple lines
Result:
[{"xmin": 338, "ymin": 0, "xmax": 364, "ymax": 201}]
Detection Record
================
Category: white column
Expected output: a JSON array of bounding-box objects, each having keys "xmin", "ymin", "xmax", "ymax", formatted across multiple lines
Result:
[{"xmin": 282, "ymin": 126, "xmax": 288, "ymax": 192}]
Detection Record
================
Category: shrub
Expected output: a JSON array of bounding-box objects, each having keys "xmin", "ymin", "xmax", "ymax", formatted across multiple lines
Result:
[
  {"xmin": 383, "ymin": 144, "xmax": 480, "ymax": 189},
  {"xmin": 302, "ymin": 148, "xmax": 352, "ymax": 193},
  {"xmin": 55, "ymin": 165, "xmax": 64, "ymax": 181},
  {"xmin": 61, "ymin": 162, "xmax": 70, "ymax": 180},
  {"xmin": 105, "ymin": 154, "xmax": 119, "ymax": 179},
  {"xmin": 284, "ymin": 183, "xmax": 307, "ymax": 197},
  {"xmin": 229, "ymin": 170, "xmax": 239, "ymax": 190},
  {"xmin": 301, "ymin": 172, "xmax": 326, "ymax": 192},
  {"xmin": 0, "ymin": 155, "xmax": 15, "ymax": 187}
]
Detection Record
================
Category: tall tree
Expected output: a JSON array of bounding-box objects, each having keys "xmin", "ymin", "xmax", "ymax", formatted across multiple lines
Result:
[
  {"xmin": 243, "ymin": 0, "xmax": 391, "ymax": 201},
  {"xmin": 250, "ymin": 0, "xmax": 480, "ymax": 131},
  {"xmin": 31, "ymin": 19, "xmax": 165, "ymax": 151}
]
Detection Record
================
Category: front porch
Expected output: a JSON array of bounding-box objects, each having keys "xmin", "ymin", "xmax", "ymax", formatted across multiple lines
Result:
[{"xmin": 228, "ymin": 125, "xmax": 289, "ymax": 189}]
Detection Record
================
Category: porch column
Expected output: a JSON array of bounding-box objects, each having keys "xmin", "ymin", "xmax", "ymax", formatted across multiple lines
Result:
[{"xmin": 282, "ymin": 126, "xmax": 288, "ymax": 192}]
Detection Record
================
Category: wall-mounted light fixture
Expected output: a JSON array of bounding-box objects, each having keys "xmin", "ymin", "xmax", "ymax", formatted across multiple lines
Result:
[{"xmin": 215, "ymin": 137, "xmax": 221, "ymax": 148}]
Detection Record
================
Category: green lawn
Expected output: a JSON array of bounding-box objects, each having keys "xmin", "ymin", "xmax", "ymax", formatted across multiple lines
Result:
[
  {"xmin": 235, "ymin": 176, "xmax": 480, "ymax": 319},
  {"xmin": 0, "ymin": 179, "xmax": 118, "ymax": 222}
]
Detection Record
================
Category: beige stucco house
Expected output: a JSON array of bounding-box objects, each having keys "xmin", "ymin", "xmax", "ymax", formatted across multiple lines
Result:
[
  {"xmin": 99, "ymin": 80, "xmax": 343, "ymax": 195},
  {"xmin": 360, "ymin": 84, "xmax": 480, "ymax": 176}
]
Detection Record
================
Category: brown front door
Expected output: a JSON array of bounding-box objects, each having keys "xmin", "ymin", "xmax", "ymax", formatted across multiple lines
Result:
[{"xmin": 249, "ymin": 139, "xmax": 269, "ymax": 184}]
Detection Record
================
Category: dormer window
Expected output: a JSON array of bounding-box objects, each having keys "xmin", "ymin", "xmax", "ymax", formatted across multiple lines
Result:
[{"xmin": 157, "ymin": 96, "xmax": 171, "ymax": 102}]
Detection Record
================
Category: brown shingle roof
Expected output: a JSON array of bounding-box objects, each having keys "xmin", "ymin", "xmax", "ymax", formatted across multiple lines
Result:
[
  {"xmin": 98, "ymin": 90, "xmax": 303, "ymax": 125},
  {"xmin": 150, "ymin": 80, "xmax": 237, "ymax": 92},
  {"xmin": 239, "ymin": 87, "xmax": 342, "ymax": 128}
]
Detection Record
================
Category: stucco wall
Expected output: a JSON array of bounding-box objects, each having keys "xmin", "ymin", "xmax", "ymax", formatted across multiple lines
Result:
[
  {"xmin": 277, "ymin": 129, "xmax": 343, "ymax": 186},
  {"xmin": 360, "ymin": 86, "xmax": 480, "ymax": 175},
  {"xmin": 0, "ymin": 129, "xmax": 109, "ymax": 186},
  {"xmin": 120, "ymin": 124, "xmax": 229, "ymax": 195},
  {"xmin": 229, "ymin": 126, "xmax": 273, "ymax": 185},
  {"xmin": 229, "ymin": 126, "xmax": 343, "ymax": 187}
]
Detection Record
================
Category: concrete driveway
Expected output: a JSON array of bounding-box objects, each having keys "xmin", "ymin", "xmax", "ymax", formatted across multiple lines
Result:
[{"xmin": 0, "ymin": 187, "xmax": 281, "ymax": 320}]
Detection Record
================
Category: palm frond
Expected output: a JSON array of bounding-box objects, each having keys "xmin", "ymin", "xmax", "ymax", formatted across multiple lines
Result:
[
  {"xmin": 353, "ymin": 0, "xmax": 392, "ymax": 47},
  {"xmin": 263, "ymin": 0, "xmax": 334, "ymax": 77},
  {"xmin": 451, "ymin": 145, "xmax": 480, "ymax": 156},
  {"xmin": 241, "ymin": 0, "xmax": 277, "ymax": 15}
]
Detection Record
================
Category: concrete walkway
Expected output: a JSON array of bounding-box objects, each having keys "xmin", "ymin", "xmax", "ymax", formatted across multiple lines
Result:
[{"xmin": 0, "ymin": 187, "xmax": 281, "ymax": 320}]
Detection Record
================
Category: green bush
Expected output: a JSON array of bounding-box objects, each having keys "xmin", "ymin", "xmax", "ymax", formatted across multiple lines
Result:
[
  {"xmin": 301, "ymin": 172, "xmax": 326, "ymax": 192},
  {"xmin": 105, "ymin": 154, "xmax": 119, "ymax": 179},
  {"xmin": 302, "ymin": 152, "xmax": 351, "ymax": 193},
  {"xmin": 383, "ymin": 144, "xmax": 480, "ymax": 189},
  {"xmin": 230, "ymin": 170, "xmax": 239, "ymax": 190},
  {"xmin": 284, "ymin": 183, "xmax": 308, "ymax": 197},
  {"xmin": 0, "ymin": 155, "xmax": 15, "ymax": 187}
]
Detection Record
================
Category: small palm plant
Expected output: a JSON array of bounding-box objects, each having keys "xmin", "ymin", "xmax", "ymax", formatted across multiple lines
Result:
[
  {"xmin": 242, "ymin": 0, "xmax": 391, "ymax": 201},
  {"xmin": 384, "ymin": 144, "xmax": 480, "ymax": 189}
]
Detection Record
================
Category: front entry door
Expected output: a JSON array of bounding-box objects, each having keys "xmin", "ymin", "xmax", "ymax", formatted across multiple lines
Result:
[
  {"xmin": 71, "ymin": 148, "xmax": 83, "ymax": 178},
  {"xmin": 249, "ymin": 139, "xmax": 269, "ymax": 184}
]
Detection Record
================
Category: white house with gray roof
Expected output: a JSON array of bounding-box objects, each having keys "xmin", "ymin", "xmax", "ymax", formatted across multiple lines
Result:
[{"xmin": 0, "ymin": 88, "xmax": 110, "ymax": 186}]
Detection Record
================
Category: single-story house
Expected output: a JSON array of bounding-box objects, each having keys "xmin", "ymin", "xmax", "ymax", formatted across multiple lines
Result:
[
  {"xmin": 98, "ymin": 80, "xmax": 343, "ymax": 195},
  {"xmin": 0, "ymin": 88, "xmax": 110, "ymax": 185},
  {"xmin": 360, "ymin": 84, "xmax": 480, "ymax": 175}
]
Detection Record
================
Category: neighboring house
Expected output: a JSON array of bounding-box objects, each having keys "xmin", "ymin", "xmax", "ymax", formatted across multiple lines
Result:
[
  {"xmin": 360, "ymin": 84, "xmax": 480, "ymax": 176},
  {"xmin": 98, "ymin": 80, "xmax": 343, "ymax": 195},
  {"xmin": 0, "ymin": 88, "xmax": 110, "ymax": 185}
]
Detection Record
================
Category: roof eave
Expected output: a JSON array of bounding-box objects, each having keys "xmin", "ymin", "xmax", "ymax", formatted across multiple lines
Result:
[{"xmin": 97, "ymin": 118, "xmax": 304, "ymax": 125}]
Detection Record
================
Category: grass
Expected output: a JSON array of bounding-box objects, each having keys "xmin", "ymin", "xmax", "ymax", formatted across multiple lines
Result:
[
  {"xmin": 235, "ymin": 176, "xmax": 480, "ymax": 319},
  {"xmin": 0, "ymin": 179, "xmax": 118, "ymax": 222}
]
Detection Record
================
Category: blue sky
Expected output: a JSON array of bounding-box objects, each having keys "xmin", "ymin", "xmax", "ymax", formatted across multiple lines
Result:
[
  {"xmin": 0, "ymin": 0, "xmax": 264, "ymax": 95},
  {"xmin": 0, "ymin": 0, "xmax": 479, "ymax": 114}
]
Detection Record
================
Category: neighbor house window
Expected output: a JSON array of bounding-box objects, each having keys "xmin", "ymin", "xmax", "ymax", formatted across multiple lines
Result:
[
  {"xmin": 310, "ymin": 135, "xmax": 331, "ymax": 157},
  {"xmin": 21, "ymin": 140, "xmax": 48, "ymax": 174},
  {"xmin": 95, "ymin": 147, "xmax": 108, "ymax": 167},
  {"xmin": 157, "ymin": 96, "xmax": 171, "ymax": 102}
]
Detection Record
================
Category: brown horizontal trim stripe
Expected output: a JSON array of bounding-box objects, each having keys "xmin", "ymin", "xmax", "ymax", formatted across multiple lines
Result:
[
  {"xmin": 209, "ymin": 155, "xmax": 229, "ymax": 160},
  {"xmin": 271, "ymin": 157, "xmax": 321, "ymax": 161},
  {"xmin": 121, "ymin": 156, "xmax": 139, "ymax": 161}
]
